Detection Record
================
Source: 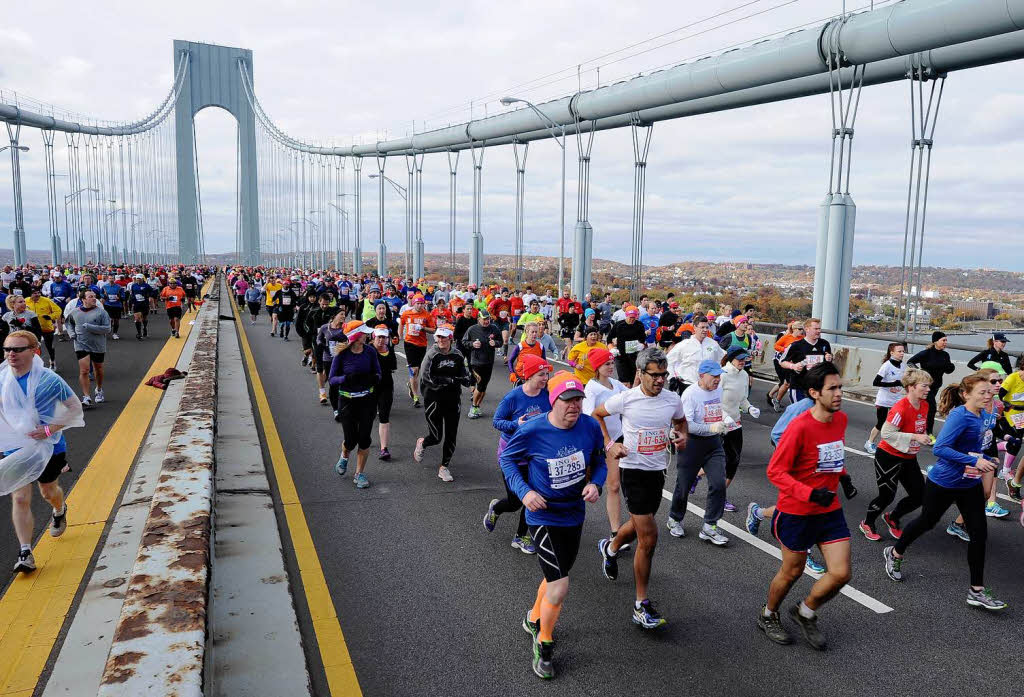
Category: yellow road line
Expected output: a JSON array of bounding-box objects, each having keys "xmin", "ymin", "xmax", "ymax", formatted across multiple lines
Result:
[
  {"xmin": 229, "ymin": 293, "xmax": 363, "ymax": 696},
  {"xmin": 0, "ymin": 280, "xmax": 212, "ymax": 695}
]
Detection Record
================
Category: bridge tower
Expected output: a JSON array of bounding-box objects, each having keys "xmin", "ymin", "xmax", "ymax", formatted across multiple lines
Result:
[{"xmin": 173, "ymin": 41, "xmax": 260, "ymax": 265}]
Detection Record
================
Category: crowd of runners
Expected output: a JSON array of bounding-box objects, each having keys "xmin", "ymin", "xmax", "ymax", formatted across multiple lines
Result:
[
  {"xmin": 1, "ymin": 262, "xmax": 211, "ymax": 574},
  {"xmin": 223, "ymin": 267, "xmax": 1023, "ymax": 680}
]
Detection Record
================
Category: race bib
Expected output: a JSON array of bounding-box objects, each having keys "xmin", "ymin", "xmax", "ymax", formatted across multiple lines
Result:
[
  {"xmin": 815, "ymin": 440, "xmax": 845, "ymax": 473},
  {"xmin": 500, "ymin": 310, "xmax": 508, "ymax": 318},
  {"xmin": 624, "ymin": 340, "xmax": 641, "ymax": 354},
  {"xmin": 703, "ymin": 402, "xmax": 723, "ymax": 423},
  {"xmin": 637, "ymin": 427, "xmax": 668, "ymax": 455},
  {"xmin": 804, "ymin": 354, "xmax": 824, "ymax": 367},
  {"xmin": 408, "ymin": 323, "xmax": 422, "ymax": 337},
  {"xmin": 328, "ymin": 340, "xmax": 339, "ymax": 353},
  {"xmin": 1010, "ymin": 412, "xmax": 1024, "ymax": 429},
  {"xmin": 547, "ymin": 450, "xmax": 586, "ymax": 489},
  {"xmin": 1012, "ymin": 392, "xmax": 1024, "ymax": 402},
  {"xmin": 13, "ymin": 289, "xmax": 23, "ymax": 296},
  {"xmin": 282, "ymin": 296, "xmax": 292, "ymax": 306},
  {"xmin": 135, "ymin": 293, "xmax": 146, "ymax": 302},
  {"xmin": 983, "ymin": 429, "xmax": 994, "ymax": 451},
  {"xmin": 108, "ymin": 294, "xmax": 119, "ymax": 302}
]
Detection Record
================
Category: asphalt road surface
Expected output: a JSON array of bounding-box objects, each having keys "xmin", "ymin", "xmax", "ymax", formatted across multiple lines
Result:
[
  {"xmin": 238, "ymin": 318, "xmax": 1022, "ymax": 697},
  {"xmin": 0, "ymin": 309, "xmax": 185, "ymax": 587}
]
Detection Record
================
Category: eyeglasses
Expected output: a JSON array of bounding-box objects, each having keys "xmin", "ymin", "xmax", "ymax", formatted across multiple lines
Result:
[
  {"xmin": 643, "ymin": 370, "xmax": 669, "ymax": 380},
  {"xmin": 3, "ymin": 346, "xmax": 32, "ymax": 354}
]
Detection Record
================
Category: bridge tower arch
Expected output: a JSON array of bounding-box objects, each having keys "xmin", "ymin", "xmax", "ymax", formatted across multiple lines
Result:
[{"xmin": 173, "ymin": 40, "xmax": 260, "ymax": 265}]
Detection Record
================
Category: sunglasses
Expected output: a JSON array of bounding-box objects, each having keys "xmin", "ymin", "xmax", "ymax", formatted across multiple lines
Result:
[
  {"xmin": 3, "ymin": 345, "xmax": 32, "ymax": 354},
  {"xmin": 989, "ymin": 379, "xmax": 1002, "ymax": 385},
  {"xmin": 643, "ymin": 370, "xmax": 670, "ymax": 379}
]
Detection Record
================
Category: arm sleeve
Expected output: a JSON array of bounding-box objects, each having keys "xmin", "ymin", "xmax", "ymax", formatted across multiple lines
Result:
[
  {"xmin": 967, "ymin": 351, "xmax": 986, "ymax": 370},
  {"xmin": 933, "ymin": 412, "xmax": 978, "ymax": 466},
  {"xmin": 327, "ymin": 354, "xmax": 346, "ymax": 386},
  {"xmin": 492, "ymin": 393, "xmax": 520, "ymax": 435},
  {"xmin": 506, "ymin": 343, "xmax": 521, "ymax": 374},
  {"xmin": 499, "ymin": 430, "xmax": 533, "ymax": 501},
  {"xmin": 766, "ymin": 424, "xmax": 814, "ymax": 503},
  {"xmin": 880, "ymin": 419, "xmax": 915, "ymax": 454}
]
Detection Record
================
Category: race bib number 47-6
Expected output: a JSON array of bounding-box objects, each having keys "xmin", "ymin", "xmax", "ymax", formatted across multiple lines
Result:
[
  {"xmin": 637, "ymin": 427, "xmax": 668, "ymax": 455},
  {"xmin": 816, "ymin": 440, "xmax": 846, "ymax": 473},
  {"xmin": 547, "ymin": 451, "xmax": 586, "ymax": 489}
]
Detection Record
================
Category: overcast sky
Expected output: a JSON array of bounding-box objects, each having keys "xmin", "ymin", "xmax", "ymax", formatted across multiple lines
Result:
[{"xmin": 1, "ymin": 0, "xmax": 1022, "ymax": 271}]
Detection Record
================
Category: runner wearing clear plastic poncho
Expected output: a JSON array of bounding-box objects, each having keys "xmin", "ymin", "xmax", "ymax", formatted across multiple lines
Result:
[{"xmin": 1, "ymin": 330, "xmax": 85, "ymax": 573}]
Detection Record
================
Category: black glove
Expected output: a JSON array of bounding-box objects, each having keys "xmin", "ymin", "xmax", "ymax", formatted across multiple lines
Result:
[
  {"xmin": 839, "ymin": 473, "xmax": 858, "ymax": 500},
  {"xmin": 809, "ymin": 488, "xmax": 836, "ymax": 507}
]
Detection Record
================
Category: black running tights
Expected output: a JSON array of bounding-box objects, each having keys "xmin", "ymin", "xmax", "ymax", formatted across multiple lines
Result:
[
  {"xmin": 864, "ymin": 449, "xmax": 924, "ymax": 528},
  {"xmin": 493, "ymin": 464, "xmax": 529, "ymax": 537},
  {"xmin": 422, "ymin": 389, "xmax": 460, "ymax": 468},
  {"xmin": 895, "ymin": 480, "xmax": 987, "ymax": 587}
]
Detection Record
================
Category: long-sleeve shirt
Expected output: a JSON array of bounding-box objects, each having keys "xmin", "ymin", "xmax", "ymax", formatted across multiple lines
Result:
[
  {"xmin": 928, "ymin": 405, "xmax": 986, "ymax": 489},
  {"xmin": 767, "ymin": 410, "xmax": 848, "ymax": 515},
  {"xmin": 64, "ymin": 304, "xmax": 110, "ymax": 353},
  {"xmin": 461, "ymin": 323, "xmax": 502, "ymax": 366},
  {"xmin": 908, "ymin": 347, "xmax": 955, "ymax": 391},
  {"xmin": 720, "ymin": 362, "xmax": 752, "ymax": 423},
  {"xmin": 667, "ymin": 336, "xmax": 723, "ymax": 385},
  {"xmin": 327, "ymin": 346, "xmax": 381, "ymax": 395},
  {"xmin": 967, "ymin": 347, "xmax": 1013, "ymax": 375},
  {"xmin": 499, "ymin": 413, "xmax": 607, "ymax": 526},
  {"xmin": 419, "ymin": 346, "xmax": 471, "ymax": 395},
  {"xmin": 567, "ymin": 340, "xmax": 607, "ymax": 383},
  {"xmin": 680, "ymin": 383, "xmax": 726, "ymax": 436},
  {"xmin": 770, "ymin": 398, "xmax": 814, "ymax": 446},
  {"xmin": 492, "ymin": 386, "xmax": 551, "ymax": 452}
]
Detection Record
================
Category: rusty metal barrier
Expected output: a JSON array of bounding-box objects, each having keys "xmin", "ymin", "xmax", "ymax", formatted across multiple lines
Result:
[{"xmin": 97, "ymin": 292, "xmax": 219, "ymax": 696}]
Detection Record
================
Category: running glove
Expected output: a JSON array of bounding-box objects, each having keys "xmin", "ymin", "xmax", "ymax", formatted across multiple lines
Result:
[
  {"xmin": 808, "ymin": 488, "xmax": 836, "ymax": 507},
  {"xmin": 839, "ymin": 473, "xmax": 858, "ymax": 499}
]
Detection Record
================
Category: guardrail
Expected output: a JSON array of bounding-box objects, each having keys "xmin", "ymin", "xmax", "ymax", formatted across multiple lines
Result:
[{"xmin": 97, "ymin": 288, "xmax": 219, "ymax": 696}]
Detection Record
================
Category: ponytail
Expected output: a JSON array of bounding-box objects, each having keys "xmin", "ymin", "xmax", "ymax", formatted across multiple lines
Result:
[{"xmin": 937, "ymin": 371, "xmax": 989, "ymax": 416}]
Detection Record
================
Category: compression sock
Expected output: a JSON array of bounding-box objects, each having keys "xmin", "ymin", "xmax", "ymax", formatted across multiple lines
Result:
[
  {"xmin": 538, "ymin": 598, "xmax": 563, "ymax": 642},
  {"xmin": 529, "ymin": 580, "xmax": 547, "ymax": 623}
]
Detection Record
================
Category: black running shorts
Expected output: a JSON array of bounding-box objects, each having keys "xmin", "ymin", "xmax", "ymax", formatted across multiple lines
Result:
[
  {"xmin": 472, "ymin": 363, "xmax": 493, "ymax": 392},
  {"xmin": 529, "ymin": 523, "xmax": 583, "ymax": 582},
  {"xmin": 37, "ymin": 451, "xmax": 67, "ymax": 485},
  {"xmin": 619, "ymin": 467, "xmax": 666, "ymax": 516},
  {"xmin": 404, "ymin": 342, "xmax": 427, "ymax": 368}
]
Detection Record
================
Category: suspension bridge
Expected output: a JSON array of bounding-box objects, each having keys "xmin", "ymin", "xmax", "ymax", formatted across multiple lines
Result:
[{"xmin": 1, "ymin": 1, "xmax": 1024, "ymax": 695}]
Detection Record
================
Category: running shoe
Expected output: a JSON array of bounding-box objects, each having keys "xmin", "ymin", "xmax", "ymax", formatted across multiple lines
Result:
[
  {"xmin": 413, "ymin": 438, "xmax": 425, "ymax": 463},
  {"xmin": 483, "ymin": 498, "xmax": 500, "ymax": 532},
  {"xmin": 378, "ymin": 448, "xmax": 391, "ymax": 461},
  {"xmin": 772, "ymin": 397, "xmax": 783, "ymax": 413},
  {"xmin": 467, "ymin": 406, "xmax": 482, "ymax": 420},
  {"xmin": 522, "ymin": 614, "xmax": 540, "ymax": 643},
  {"xmin": 699, "ymin": 523, "xmax": 729, "ymax": 546},
  {"xmin": 302, "ymin": 355, "xmax": 309, "ymax": 366},
  {"xmin": 946, "ymin": 521, "xmax": 970, "ymax": 542},
  {"xmin": 111, "ymin": 333, "xmax": 119, "ymax": 340},
  {"xmin": 927, "ymin": 434, "xmax": 937, "ymax": 446},
  {"xmin": 334, "ymin": 455, "xmax": 348, "ymax": 476},
  {"xmin": 688, "ymin": 474, "xmax": 702, "ymax": 494},
  {"xmin": 532, "ymin": 640, "xmax": 554, "ymax": 679},
  {"xmin": 805, "ymin": 554, "xmax": 826, "ymax": 574},
  {"xmin": 883, "ymin": 545, "xmax": 903, "ymax": 582},
  {"xmin": 594, "ymin": 537, "xmax": 617, "ymax": 580},
  {"xmin": 437, "ymin": 466, "xmax": 454, "ymax": 482},
  {"xmin": 50, "ymin": 504, "xmax": 68, "ymax": 538},
  {"xmin": 13, "ymin": 549, "xmax": 35, "ymax": 574},
  {"xmin": 863, "ymin": 439, "xmax": 878, "ymax": 455},
  {"xmin": 511, "ymin": 535, "xmax": 536, "ymax": 554},
  {"xmin": 413, "ymin": 397, "xmax": 422, "ymax": 409},
  {"xmin": 858, "ymin": 521, "xmax": 882, "ymax": 541},
  {"xmin": 353, "ymin": 472, "xmax": 370, "ymax": 489},
  {"xmin": 632, "ymin": 599, "xmax": 667, "ymax": 629},
  {"xmin": 882, "ymin": 512, "xmax": 903, "ymax": 539},
  {"xmin": 723, "ymin": 500, "xmax": 737, "ymax": 513},
  {"xmin": 94, "ymin": 389, "xmax": 105, "ymax": 404},
  {"xmin": 333, "ymin": 409, "xmax": 340, "ymax": 421},
  {"xmin": 746, "ymin": 502, "xmax": 763, "ymax": 536},
  {"xmin": 1006, "ymin": 479, "xmax": 1022, "ymax": 501},
  {"xmin": 788, "ymin": 605, "xmax": 826, "ymax": 651},
  {"xmin": 757, "ymin": 606, "xmax": 792, "ymax": 645},
  {"xmin": 985, "ymin": 501, "xmax": 1009, "ymax": 518},
  {"xmin": 966, "ymin": 587, "xmax": 1007, "ymax": 611},
  {"xmin": 81, "ymin": 395, "xmax": 93, "ymax": 408},
  {"xmin": 666, "ymin": 518, "xmax": 685, "ymax": 538},
  {"xmin": 765, "ymin": 393, "xmax": 774, "ymax": 408}
]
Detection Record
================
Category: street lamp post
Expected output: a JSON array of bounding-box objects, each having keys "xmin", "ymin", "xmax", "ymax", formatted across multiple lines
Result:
[
  {"xmin": 368, "ymin": 172, "xmax": 408, "ymax": 279},
  {"xmin": 2, "ymin": 136, "xmax": 31, "ymax": 266},
  {"xmin": 65, "ymin": 187, "xmax": 98, "ymax": 265},
  {"xmin": 328, "ymin": 202, "xmax": 349, "ymax": 270},
  {"xmin": 500, "ymin": 97, "xmax": 566, "ymax": 295}
]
